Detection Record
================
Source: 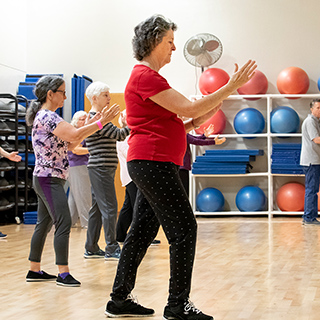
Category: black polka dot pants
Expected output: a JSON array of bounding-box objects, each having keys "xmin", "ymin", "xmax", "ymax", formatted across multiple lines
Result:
[{"xmin": 111, "ymin": 160, "xmax": 197, "ymax": 306}]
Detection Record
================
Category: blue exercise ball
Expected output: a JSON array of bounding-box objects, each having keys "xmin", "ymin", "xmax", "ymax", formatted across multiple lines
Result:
[
  {"xmin": 318, "ymin": 77, "xmax": 320, "ymax": 91},
  {"xmin": 270, "ymin": 106, "xmax": 300, "ymax": 133},
  {"xmin": 196, "ymin": 187, "xmax": 224, "ymax": 212},
  {"xmin": 236, "ymin": 185, "xmax": 266, "ymax": 212},
  {"xmin": 233, "ymin": 108, "xmax": 265, "ymax": 134}
]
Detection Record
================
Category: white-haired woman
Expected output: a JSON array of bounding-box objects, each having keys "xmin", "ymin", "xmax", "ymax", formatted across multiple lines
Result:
[
  {"xmin": 83, "ymin": 81, "xmax": 130, "ymax": 261},
  {"xmin": 67, "ymin": 111, "xmax": 91, "ymax": 228}
]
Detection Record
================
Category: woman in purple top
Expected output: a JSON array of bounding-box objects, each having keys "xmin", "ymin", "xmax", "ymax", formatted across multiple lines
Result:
[
  {"xmin": 67, "ymin": 111, "xmax": 91, "ymax": 229},
  {"xmin": 179, "ymin": 124, "xmax": 226, "ymax": 196},
  {"xmin": 25, "ymin": 76, "xmax": 119, "ymax": 287}
]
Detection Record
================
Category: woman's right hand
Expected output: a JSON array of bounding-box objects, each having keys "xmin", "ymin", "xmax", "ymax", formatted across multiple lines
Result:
[
  {"xmin": 100, "ymin": 103, "xmax": 120, "ymax": 125},
  {"xmin": 204, "ymin": 124, "xmax": 215, "ymax": 137},
  {"xmin": 228, "ymin": 60, "xmax": 257, "ymax": 92}
]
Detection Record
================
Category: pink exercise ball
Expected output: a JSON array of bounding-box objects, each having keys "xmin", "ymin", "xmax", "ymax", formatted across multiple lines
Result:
[
  {"xmin": 237, "ymin": 70, "xmax": 268, "ymax": 100},
  {"xmin": 276, "ymin": 182, "xmax": 305, "ymax": 211},
  {"xmin": 199, "ymin": 68, "xmax": 230, "ymax": 95},
  {"xmin": 195, "ymin": 109, "xmax": 226, "ymax": 135},
  {"xmin": 277, "ymin": 67, "xmax": 309, "ymax": 98}
]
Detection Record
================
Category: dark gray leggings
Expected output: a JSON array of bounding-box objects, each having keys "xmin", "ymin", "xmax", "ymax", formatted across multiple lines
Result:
[{"xmin": 28, "ymin": 176, "xmax": 71, "ymax": 266}]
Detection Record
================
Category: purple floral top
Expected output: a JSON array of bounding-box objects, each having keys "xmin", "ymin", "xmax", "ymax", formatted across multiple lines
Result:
[{"xmin": 32, "ymin": 109, "xmax": 69, "ymax": 180}]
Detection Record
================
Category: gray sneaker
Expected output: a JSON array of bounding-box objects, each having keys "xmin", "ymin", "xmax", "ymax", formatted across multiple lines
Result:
[
  {"xmin": 302, "ymin": 219, "xmax": 320, "ymax": 225},
  {"xmin": 105, "ymin": 249, "xmax": 121, "ymax": 261}
]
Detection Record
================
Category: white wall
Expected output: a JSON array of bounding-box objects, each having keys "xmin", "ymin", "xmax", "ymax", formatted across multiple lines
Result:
[
  {"xmin": 0, "ymin": 0, "xmax": 27, "ymax": 93},
  {"xmin": 1, "ymin": 0, "xmax": 320, "ymax": 121}
]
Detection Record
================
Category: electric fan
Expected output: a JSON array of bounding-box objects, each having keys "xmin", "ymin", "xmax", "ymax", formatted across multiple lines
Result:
[{"xmin": 183, "ymin": 33, "xmax": 223, "ymax": 71}]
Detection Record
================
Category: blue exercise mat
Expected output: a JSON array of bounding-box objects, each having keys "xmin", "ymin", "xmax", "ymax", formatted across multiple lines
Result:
[
  {"xmin": 272, "ymin": 143, "xmax": 301, "ymax": 150},
  {"xmin": 192, "ymin": 162, "xmax": 249, "ymax": 168},
  {"xmin": 205, "ymin": 149, "xmax": 264, "ymax": 156},
  {"xmin": 195, "ymin": 155, "xmax": 252, "ymax": 162},
  {"xmin": 192, "ymin": 168, "xmax": 249, "ymax": 174},
  {"xmin": 271, "ymin": 164, "xmax": 304, "ymax": 170}
]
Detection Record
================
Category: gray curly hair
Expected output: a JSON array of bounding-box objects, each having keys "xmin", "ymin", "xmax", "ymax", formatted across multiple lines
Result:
[{"xmin": 132, "ymin": 14, "xmax": 177, "ymax": 61}]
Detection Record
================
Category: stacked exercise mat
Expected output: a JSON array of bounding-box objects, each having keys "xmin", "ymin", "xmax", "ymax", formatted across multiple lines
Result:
[
  {"xmin": 192, "ymin": 149, "xmax": 264, "ymax": 174},
  {"xmin": 271, "ymin": 143, "xmax": 303, "ymax": 174},
  {"xmin": 17, "ymin": 74, "xmax": 64, "ymax": 117},
  {"xmin": 71, "ymin": 74, "xmax": 93, "ymax": 115},
  {"xmin": 23, "ymin": 211, "xmax": 37, "ymax": 224}
]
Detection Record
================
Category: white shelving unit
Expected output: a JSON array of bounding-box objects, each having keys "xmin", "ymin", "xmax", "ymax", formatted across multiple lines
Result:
[{"xmin": 190, "ymin": 93, "xmax": 320, "ymax": 218}]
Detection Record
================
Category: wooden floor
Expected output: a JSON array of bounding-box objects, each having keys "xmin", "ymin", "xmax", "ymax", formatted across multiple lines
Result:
[{"xmin": 1, "ymin": 217, "xmax": 320, "ymax": 320}]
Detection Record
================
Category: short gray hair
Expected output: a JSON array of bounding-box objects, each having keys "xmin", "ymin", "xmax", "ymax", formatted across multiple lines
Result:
[
  {"xmin": 132, "ymin": 14, "xmax": 177, "ymax": 61},
  {"xmin": 85, "ymin": 81, "xmax": 110, "ymax": 104},
  {"xmin": 71, "ymin": 110, "xmax": 87, "ymax": 127},
  {"xmin": 310, "ymin": 98, "xmax": 320, "ymax": 108}
]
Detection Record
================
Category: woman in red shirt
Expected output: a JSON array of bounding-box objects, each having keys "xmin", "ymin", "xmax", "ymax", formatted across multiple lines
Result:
[{"xmin": 106, "ymin": 15, "xmax": 256, "ymax": 320}]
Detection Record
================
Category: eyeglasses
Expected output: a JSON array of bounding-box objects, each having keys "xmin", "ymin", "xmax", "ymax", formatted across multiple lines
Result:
[{"xmin": 56, "ymin": 90, "xmax": 67, "ymax": 96}]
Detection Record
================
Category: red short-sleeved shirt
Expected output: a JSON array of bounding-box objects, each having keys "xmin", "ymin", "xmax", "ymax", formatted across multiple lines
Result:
[{"xmin": 125, "ymin": 64, "xmax": 186, "ymax": 166}]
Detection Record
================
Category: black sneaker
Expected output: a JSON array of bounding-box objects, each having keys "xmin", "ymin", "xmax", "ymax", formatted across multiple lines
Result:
[
  {"xmin": 83, "ymin": 248, "xmax": 105, "ymax": 259},
  {"xmin": 163, "ymin": 300, "xmax": 213, "ymax": 320},
  {"xmin": 26, "ymin": 270, "xmax": 57, "ymax": 282},
  {"xmin": 105, "ymin": 295, "xmax": 155, "ymax": 317},
  {"xmin": 0, "ymin": 231, "xmax": 7, "ymax": 239},
  {"xmin": 56, "ymin": 274, "xmax": 81, "ymax": 287}
]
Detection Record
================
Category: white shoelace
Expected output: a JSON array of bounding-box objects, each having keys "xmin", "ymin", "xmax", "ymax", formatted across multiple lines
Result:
[
  {"xmin": 126, "ymin": 293, "xmax": 140, "ymax": 305},
  {"xmin": 184, "ymin": 300, "xmax": 201, "ymax": 314}
]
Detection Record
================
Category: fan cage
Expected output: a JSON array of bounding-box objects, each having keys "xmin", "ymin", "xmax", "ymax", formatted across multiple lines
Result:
[{"xmin": 183, "ymin": 33, "xmax": 223, "ymax": 68}]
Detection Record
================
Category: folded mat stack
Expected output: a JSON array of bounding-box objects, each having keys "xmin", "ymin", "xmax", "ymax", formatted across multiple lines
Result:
[
  {"xmin": 192, "ymin": 149, "xmax": 264, "ymax": 174},
  {"xmin": 271, "ymin": 143, "xmax": 304, "ymax": 174}
]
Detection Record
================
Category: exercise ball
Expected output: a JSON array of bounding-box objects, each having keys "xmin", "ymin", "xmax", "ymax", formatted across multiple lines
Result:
[
  {"xmin": 196, "ymin": 187, "xmax": 225, "ymax": 212},
  {"xmin": 199, "ymin": 68, "xmax": 230, "ymax": 95},
  {"xmin": 270, "ymin": 106, "xmax": 300, "ymax": 133},
  {"xmin": 318, "ymin": 77, "xmax": 320, "ymax": 91},
  {"xmin": 237, "ymin": 70, "xmax": 268, "ymax": 100},
  {"xmin": 195, "ymin": 109, "xmax": 226, "ymax": 135},
  {"xmin": 235, "ymin": 185, "xmax": 266, "ymax": 212},
  {"xmin": 277, "ymin": 67, "xmax": 309, "ymax": 97},
  {"xmin": 233, "ymin": 108, "xmax": 265, "ymax": 134},
  {"xmin": 276, "ymin": 182, "xmax": 305, "ymax": 211}
]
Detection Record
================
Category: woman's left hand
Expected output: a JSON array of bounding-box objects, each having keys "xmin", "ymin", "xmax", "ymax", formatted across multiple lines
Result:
[{"xmin": 85, "ymin": 112, "xmax": 102, "ymax": 125}]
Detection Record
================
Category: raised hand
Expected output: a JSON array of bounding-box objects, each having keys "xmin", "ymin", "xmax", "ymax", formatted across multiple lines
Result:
[
  {"xmin": 204, "ymin": 124, "xmax": 215, "ymax": 137},
  {"xmin": 101, "ymin": 103, "xmax": 120, "ymax": 125},
  {"xmin": 85, "ymin": 112, "xmax": 101, "ymax": 125},
  {"xmin": 228, "ymin": 60, "xmax": 257, "ymax": 91}
]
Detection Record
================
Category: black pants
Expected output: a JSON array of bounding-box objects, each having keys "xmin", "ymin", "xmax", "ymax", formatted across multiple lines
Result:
[
  {"xmin": 179, "ymin": 168, "xmax": 190, "ymax": 197},
  {"xmin": 111, "ymin": 160, "xmax": 197, "ymax": 306},
  {"xmin": 116, "ymin": 181, "xmax": 138, "ymax": 242}
]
